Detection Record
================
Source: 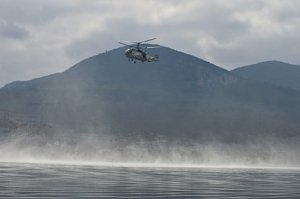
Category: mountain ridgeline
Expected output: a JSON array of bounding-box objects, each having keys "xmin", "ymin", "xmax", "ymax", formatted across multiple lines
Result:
[
  {"xmin": 1, "ymin": 47, "xmax": 300, "ymax": 144},
  {"xmin": 232, "ymin": 61, "xmax": 300, "ymax": 92}
]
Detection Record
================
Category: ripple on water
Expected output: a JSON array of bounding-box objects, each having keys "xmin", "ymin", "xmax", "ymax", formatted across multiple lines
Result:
[{"xmin": 0, "ymin": 162, "xmax": 300, "ymax": 198}]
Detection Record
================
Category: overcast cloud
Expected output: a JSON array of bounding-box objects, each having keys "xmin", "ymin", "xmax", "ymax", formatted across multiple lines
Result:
[{"xmin": 0, "ymin": 0, "xmax": 300, "ymax": 87}]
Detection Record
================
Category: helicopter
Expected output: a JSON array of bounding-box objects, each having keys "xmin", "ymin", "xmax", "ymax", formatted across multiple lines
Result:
[{"xmin": 119, "ymin": 38, "xmax": 159, "ymax": 63}]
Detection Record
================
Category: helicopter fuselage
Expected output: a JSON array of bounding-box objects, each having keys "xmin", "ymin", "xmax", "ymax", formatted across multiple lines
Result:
[{"xmin": 125, "ymin": 48, "xmax": 158, "ymax": 63}]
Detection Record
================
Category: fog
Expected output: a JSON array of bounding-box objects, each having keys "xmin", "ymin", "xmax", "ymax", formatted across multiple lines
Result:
[
  {"xmin": 0, "ymin": 47, "xmax": 300, "ymax": 169},
  {"xmin": 0, "ymin": 130, "xmax": 299, "ymax": 169}
]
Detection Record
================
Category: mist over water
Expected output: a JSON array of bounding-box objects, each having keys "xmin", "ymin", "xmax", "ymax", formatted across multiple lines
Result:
[
  {"xmin": 1, "ymin": 130, "xmax": 299, "ymax": 168},
  {"xmin": 1, "ymin": 132, "xmax": 300, "ymax": 198},
  {"xmin": 1, "ymin": 46, "xmax": 300, "ymax": 170}
]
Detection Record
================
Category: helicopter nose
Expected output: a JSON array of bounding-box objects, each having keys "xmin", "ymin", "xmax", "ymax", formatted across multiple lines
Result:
[{"xmin": 125, "ymin": 49, "xmax": 131, "ymax": 55}]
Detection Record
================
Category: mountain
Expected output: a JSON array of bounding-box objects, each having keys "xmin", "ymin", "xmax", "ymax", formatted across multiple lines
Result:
[
  {"xmin": 1, "ymin": 47, "xmax": 300, "ymax": 144},
  {"xmin": 232, "ymin": 61, "xmax": 300, "ymax": 92}
]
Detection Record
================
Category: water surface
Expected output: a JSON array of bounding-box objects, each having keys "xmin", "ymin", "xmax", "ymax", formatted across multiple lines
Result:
[{"xmin": 0, "ymin": 162, "xmax": 299, "ymax": 198}]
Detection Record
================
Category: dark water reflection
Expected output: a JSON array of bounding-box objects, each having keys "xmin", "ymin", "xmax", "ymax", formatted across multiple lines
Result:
[{"xmin": 0, "ymin": 162, "xmax": 300, "ymax": 198}]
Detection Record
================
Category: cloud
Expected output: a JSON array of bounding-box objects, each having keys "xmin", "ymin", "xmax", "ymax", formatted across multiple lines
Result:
[
  {"xmin": 0, "ymin": 21, "xmax": 29, "ymax": 39},
  {"xmin": 0, "ymin": 0, "xmax": 300, "ymax": 86}
]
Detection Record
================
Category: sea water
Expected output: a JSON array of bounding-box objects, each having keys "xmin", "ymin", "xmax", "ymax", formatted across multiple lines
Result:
[{"xmin": 0, "ymin": 162, "xmax": 299, "ymax": 198}]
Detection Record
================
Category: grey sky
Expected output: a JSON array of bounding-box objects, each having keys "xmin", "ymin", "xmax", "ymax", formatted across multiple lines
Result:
[{"xmin": 0, "ymin": 0, "xmax": 300, "ymax": 87}]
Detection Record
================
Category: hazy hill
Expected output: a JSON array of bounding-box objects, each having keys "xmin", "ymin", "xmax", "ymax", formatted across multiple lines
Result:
[
  {"xmin": 232, "ymin": 61, "xmax": 300, "ymax": 92},
  {"xmin": 1, "ymin": 47, "xmax": 300, "ymax": 144}
]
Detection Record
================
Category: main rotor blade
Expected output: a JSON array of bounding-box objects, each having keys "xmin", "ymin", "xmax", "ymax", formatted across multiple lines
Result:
[
  {"xmin": 118, "ymin": 42, "xmax": 135, "ymax": 48},
  {"xmin": 146, "ymin": 46, "xmax": 161, "ymax": 49},
  {"xmin": 119, "ymin": 40, "xmax": 136, "ymax": 44},
  {"xmin": 141, "ymin": 38, "xmax": 156, "ymax": 43},
  {"xmin": 134, "ymin": 38, "xmax": 157, "ymax": 45}
]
